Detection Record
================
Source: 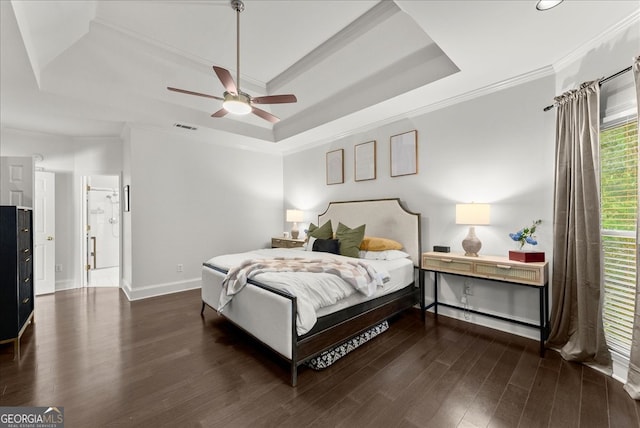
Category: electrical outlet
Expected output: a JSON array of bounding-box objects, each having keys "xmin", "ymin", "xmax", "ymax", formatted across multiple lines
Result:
[
  {"xmin": 55, "ymin": 264, "xmax": 63, "ymax": 272},
  {"xmin": 463, "ymin": 280, "xmax": 473, "ymax": 295},
  {"xmin": 177, "ymin": 264, "xmax": 184, "ymax": 272}
]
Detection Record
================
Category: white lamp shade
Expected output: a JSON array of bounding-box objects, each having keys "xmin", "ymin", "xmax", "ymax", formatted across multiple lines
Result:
[
  {"xmin": 286, "ymin": 209, "xmax": 304, "ymax": 223},
  {"xmin": 456, "ymin": 203, "xmax": 490, "ymax": 225}
]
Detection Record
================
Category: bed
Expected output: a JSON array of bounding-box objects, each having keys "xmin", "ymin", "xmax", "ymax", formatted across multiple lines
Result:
[{"xmin": 200, "ymin": 198, "xmax": 423, "ymax": 386}]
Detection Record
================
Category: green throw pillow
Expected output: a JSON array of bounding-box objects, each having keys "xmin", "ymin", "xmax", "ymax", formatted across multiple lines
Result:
[
  {"xmin": 336, "ymin": 222, "xmax": 366, "ymax": 258},
  {"xmin": 307, "ymin": 220, "xmax": 333, "ymax": 240}
]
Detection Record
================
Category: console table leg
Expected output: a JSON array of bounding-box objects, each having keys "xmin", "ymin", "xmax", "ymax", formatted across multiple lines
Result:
[
  {"xmin": 539, "ymin": 286, "xmax": 545, "ymax": 357},
  {"xmin": 544, "ymin": 283, "xmax": 550, "ymax": 337},
  {"xmin": 434, "ymin": 273, "xmax": 439, "ymax": 316},
  {"xmin": 419, "ymin": 269, "xmax": 425, "ymax": 322}
]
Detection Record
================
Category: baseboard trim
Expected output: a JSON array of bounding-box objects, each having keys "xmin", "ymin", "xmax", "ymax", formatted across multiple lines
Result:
[
  {"xmin": 55, "ymin": 279, "xmax": 77, "ymax": 292},
  {"xmin": 611, "ymin": 350, "xmax": 630, "ymax": 384},
  {"xmin": 121, "ymin": 277, "xmax": 201, "ymax": 301},
  {"xmin": 90, "ymin": 283, "xmax": 119, "ymax": 288},
  {"xmin": 425, "ymin": 303, "xmax": 539, "ymax": 342}
]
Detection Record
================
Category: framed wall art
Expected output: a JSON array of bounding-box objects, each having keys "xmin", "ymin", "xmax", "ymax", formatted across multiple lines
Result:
[
  {"xmin": 390, "ymin": 130, "xmax": 418, "ymax": 177},
  {"xmin": 354, "ymin": 140, "xmax": 376, "ymax": 182},
  {"xmin": 326, "ymin": 149, "xmax": 344, "ymax": 185}
]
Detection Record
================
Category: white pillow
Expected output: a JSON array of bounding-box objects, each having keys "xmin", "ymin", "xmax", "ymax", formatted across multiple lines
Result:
[
  {"xmin": 305, "ymin": 236, "xmax": 317, "ymax": 251},
  {"xmin": 359, "ymin": 250, "xmax": 410, "ymax": 260}
]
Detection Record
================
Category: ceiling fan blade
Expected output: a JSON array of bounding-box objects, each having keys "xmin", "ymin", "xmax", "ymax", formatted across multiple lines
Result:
[
  {"xmin": 251, "ymin": 94, "xmax": 298, "ymax": 104},
  {"xmin": 211, "ymin": 108, "xmax": 228, "ymax": 118},
  {"xmin": 252, "ymin": 107, "xmax": 280, "ymax": 123},
  {"xmin": 213, "ymin": 66, "xmax": 238, "ymax": 95},
  {"xmin": 167, "ymin": 87, "xmax": 223, "ymax": 101}
]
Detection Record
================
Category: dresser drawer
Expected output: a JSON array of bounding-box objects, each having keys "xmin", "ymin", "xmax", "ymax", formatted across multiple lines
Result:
[
  {"xmin": 422, "ymin": 255, "xmax": 474, "ymax": 274},
  {"xmin": 271, "ymin": 238, "xmax": 304, "ymax": 248},
  {"xmin": 475, "ymin": 262, "xmax": 543, "ymax": 285},
  {"xmin": 18, "ymin": 291, "xmax": 33, "ymax": 328},
  {"xmin": 17, "ymin": 208, "xmax": 31, "ymax": 230},
  {"xmin": 19, "ymin": 232, "xmax": 32, "ymax": 253},
  {"xmin": 19, "ymin": 254, "xmax": 32, "ymax": 277}
]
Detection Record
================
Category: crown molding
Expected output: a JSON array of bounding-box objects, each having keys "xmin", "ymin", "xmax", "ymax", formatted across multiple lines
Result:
[
  {"xmin": 281, "ymin": 65, "xmax": 555, "ymax": 156},
  {"xmin": 405, "ymin": 66, "xmax": 555, "ymax": 119},
  {"xmin": 90, "ymin": 17, "xmax": 267, "ymax": 94}
]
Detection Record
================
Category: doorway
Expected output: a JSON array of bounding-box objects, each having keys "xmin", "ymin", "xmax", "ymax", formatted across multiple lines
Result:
[{"xmin": 83, "ymin": 175, "xmax": 120, "ymax": 287}]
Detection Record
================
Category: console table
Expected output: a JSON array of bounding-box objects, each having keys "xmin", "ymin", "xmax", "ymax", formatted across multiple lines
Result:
[{"xmin": 420, "ymin": 251, "xmax": 549, "ymax": 356}]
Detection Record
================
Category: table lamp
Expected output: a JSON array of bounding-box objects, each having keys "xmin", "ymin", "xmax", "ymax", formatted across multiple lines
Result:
[
  {"xmin": 286, "ymin": 209, "xmax": 304, "ymax": 239},
  {"xmin": 455, "ymin": 203, "xmax": 490, "ymax": 257}
]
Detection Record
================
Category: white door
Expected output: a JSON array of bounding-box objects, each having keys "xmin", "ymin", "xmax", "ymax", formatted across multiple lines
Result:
[
  {"xmin": 34, "ymin": 171, "xmax": 55, "ymax": 295},
  {"xmin": 0, "ymin": 156, "xmax": 34, "ymax": 207}
]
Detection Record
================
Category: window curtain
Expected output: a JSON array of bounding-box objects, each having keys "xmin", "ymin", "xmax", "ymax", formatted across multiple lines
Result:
[
  {"xmin": 624, "ymin": 56, "xmax": 640, "ymax": 400},
  {"xmin": 546, "ymin": 80, "xmax": 612, "ymax": 369}
]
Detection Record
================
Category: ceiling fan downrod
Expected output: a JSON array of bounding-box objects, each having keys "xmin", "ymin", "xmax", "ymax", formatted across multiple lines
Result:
[
  {"xmin": 231, "ymin": 0, "xmax": 244, "ymax": 93},
  {"xmin": 166, "ymin": 0, "xmax": 296, "ymax": 123}
]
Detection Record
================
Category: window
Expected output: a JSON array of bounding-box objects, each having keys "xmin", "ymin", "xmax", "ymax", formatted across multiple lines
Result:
[{"xmin": 600, "ymin": 118, "xmax": 638, "ymax": 357}]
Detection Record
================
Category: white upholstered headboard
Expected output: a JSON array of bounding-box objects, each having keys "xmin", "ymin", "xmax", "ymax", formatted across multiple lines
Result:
[{"xmin": 317, "ymin": 198, "xmax": 421, "ymax": 267}]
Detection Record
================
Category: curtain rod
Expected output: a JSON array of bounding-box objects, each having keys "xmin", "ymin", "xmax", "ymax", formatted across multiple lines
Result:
[{"xmin": 543, "ymin": 65, "xmax": 633, "ymax": 112}]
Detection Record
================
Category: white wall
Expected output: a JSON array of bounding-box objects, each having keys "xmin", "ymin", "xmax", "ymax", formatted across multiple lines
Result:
[
  {"xmin": 284, "ymin": 74, "xmax": 556, "ymax": 340},
  {"xmin": 554, "ymin": 17, "xmax": 639, "ymax": 95},
  {"xmin": 0, "ymin": 128, "xmax": 122, "ymax": 290},
  {"xmin": 122, "ymin": 126, "xmax": 284, "ymax": 300},
  {"xmin": 1, "ymin": 125, "xmax": 284, "ymax": 300}
]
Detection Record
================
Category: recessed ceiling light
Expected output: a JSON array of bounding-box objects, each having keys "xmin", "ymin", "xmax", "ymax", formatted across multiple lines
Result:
[{"xmin": 536, "ymin": 0, "xmax": 564, "ymax": 11}]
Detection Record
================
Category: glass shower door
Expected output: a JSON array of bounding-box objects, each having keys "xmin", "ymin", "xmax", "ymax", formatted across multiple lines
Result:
[{"xmin": 86, "ymin": 185, "xmax": 120, "ymax": 286}]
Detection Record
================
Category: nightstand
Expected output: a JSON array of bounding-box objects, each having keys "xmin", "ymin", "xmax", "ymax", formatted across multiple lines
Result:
[
  {"xmin": 420, "ymin": 251, "xmax": 549, "ymax": 356},
  {"xmin": 271, "ymin": 237, "xmax": 305, "ymax": 249}
]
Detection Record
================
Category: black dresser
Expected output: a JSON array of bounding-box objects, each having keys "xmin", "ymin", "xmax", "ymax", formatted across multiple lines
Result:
[{"xmin": 0, "ymin": 205, "xmax": 35, "ymax": 359}]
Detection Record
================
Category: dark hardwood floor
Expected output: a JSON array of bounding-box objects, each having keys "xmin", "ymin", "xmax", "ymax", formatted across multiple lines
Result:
[{"xmin": 1, "ymin": 288, "xmax": 638, "ymax": 427}]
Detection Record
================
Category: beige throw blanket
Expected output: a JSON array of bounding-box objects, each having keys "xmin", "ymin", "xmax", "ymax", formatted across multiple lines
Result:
[{"xmin": 218, "ymin": 257, "xmax": 386, "ymax": 312}]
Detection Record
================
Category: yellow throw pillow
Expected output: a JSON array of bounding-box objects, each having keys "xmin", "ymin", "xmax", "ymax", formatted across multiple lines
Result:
[{"xmin": 360, "ymin": 236, "xmax": 403, "ymax": 251}]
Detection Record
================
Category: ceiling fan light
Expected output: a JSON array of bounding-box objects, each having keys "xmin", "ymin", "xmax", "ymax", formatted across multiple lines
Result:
[
  {"xmin": 536, "ymin": 0, "xmax": 564, "ymax": 11},
  {"xmin": 223, "ymin": 99, "xmax": 251, "ymax": 115},
  {"xmin": 223, "ymin": 93, "xmax": 252, "ymax": 115}
]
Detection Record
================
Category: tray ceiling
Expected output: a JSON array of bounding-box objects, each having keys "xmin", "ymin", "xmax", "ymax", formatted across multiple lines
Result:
[{"xmin": 1, "ymin": 0, "xmax": 638, "ymax": 150}]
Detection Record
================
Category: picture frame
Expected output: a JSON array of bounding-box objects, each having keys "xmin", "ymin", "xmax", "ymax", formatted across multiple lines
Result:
[
  {"xmin": 123, "ymin": 185, "xmax": 130, "ymax": 212},
  {"xmin": 326, "ymin": 149, "xmax": 344, "ymax": 185},
  {"xmin": 390, "ymin": 130, "xmax": 418, "ymax": 177},
  {"xmin": 354, "ymin": 140, "xmax": 376, "ymax": 181}
]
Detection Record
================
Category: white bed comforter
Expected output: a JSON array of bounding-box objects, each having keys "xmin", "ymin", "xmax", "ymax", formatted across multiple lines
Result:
[{"xmin": 206, "ymin": 249, "xmax": 392, "ymax": 335}]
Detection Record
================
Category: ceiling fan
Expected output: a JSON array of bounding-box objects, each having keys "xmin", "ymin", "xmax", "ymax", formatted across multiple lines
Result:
[{"xmin": 167, "ymin": 0, "xmax": 297, "ymax": 123}]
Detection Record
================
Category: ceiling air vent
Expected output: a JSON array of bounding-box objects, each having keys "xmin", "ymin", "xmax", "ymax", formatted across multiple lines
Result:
[{"xmin": 173, "ymin": 123, "xmax": 198, "ymax": 131}]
